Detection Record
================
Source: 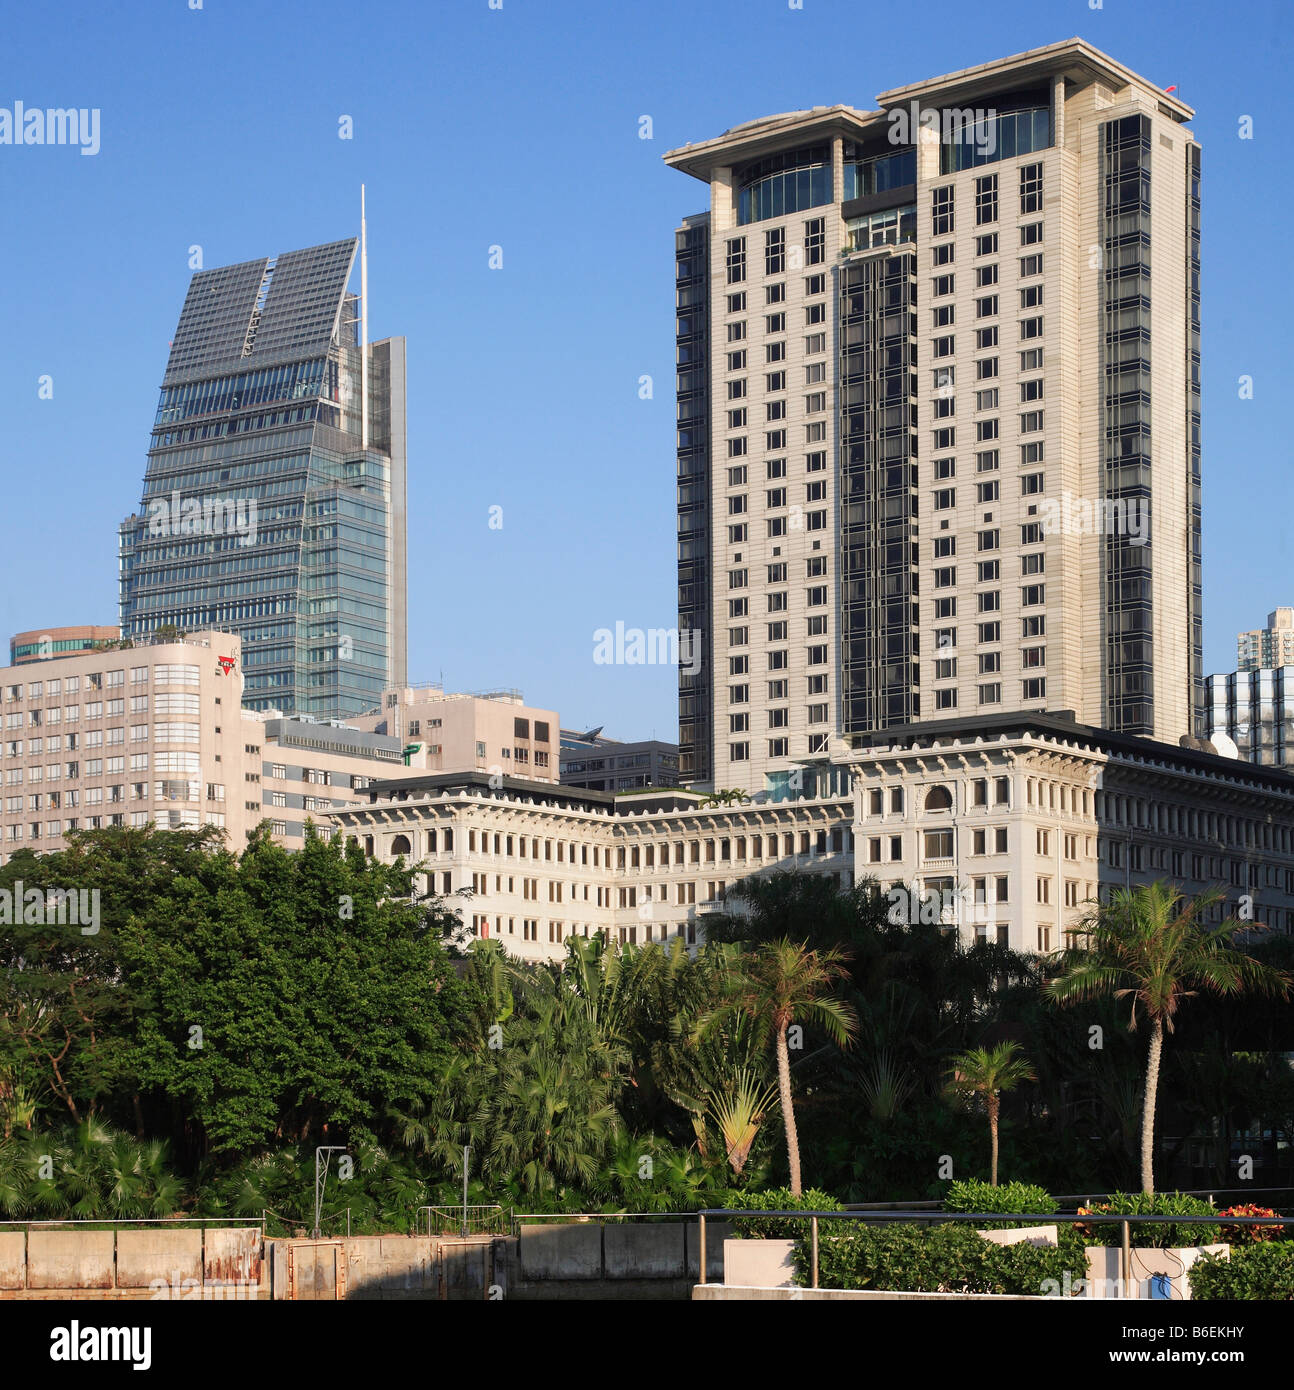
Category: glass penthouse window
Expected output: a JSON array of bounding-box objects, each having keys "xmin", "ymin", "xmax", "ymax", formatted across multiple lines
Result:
[
  {"xmin": 737, "ymin": 145, "xmax": 832, "ymax": 225},
  {"xmin": 939, "ymin": 90, "xmax": 1052, "ymax": 174},
  {"xmin": 842, "ymin": 144, "xmax": 916, "ymax": 200}
]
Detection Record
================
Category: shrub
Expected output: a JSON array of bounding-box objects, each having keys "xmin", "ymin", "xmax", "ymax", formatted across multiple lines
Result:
[
  {"xmin": 1217, "ymin": 1205, "xmax": 1286, "ymax": 1246},
  {"xmin": 797, "ymin": 1221, "xmax": 1084, "ymax": 1296},
  {"xmin": 943, "ymin": 1179, "xmax": 1057, "ymax": 1219},
  {"xmin": 1190, "ymin": 1241, "xmax": 1294, "ymax": 1300},
  {"xmin": 727, "ymin": 1187, "xmax": 843, "ymax": 1240},
  {"xmin": 1077, "ymin": 1192, "xmax": 1220, "ymax": 1249}
]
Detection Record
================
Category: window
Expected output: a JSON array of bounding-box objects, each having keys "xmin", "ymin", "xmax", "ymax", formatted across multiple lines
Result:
[
  {"xmin": 766, "ymin": 370, "xmax": 787, "ymax": 392},
  {"xmin": 976, "ymin": 326, "xmax": 998, "ymax": 349},
  {"xmin": 1020, "ymin": 283, "xmax": 1043, "ymax": 309},
  {"xmin": 727, "ymin": 292, "xmax": 746, "ymax": 313},
  {"xmin": 975, "ymin": 233, "xmax": 998, "ymax": 256},
  {"xmin": 1021, "ymin": 472, "xmax": 1045, "ymax": 495},
  {"xmin": 726, "ymin": 236, "xmax": 747, "ymax": 284},
  {"xmin": 932, "ymin": 243, "xmax": 954, "ymax": 265},
  {"xmin": 978, "ymin": 621, "xmax": 1001, "ymax": 644},
  {"xmin": 976, "ymin": 480, "xmax": 999, "ymax": 503},
  {"xmin": 931, "ymin": 186, "xmax": 954, "ymax": 237},
  {"xmin": 1020, "ymin": 316, "xmax": 1044, "ymax": 340},
  {"xmin": 766, "ymin": 458, "xmax": 786, "ymax": 480},
  {"xmin": 766, "ymin": 312, "xmax": 785, "ymax": 333},
  {"xmin": 727, "ymin": 321, "xmax": 746, "ymax": 342},
  {"xmin": 1021, "ymin": 552, "xmax": 1045, "ymax": 576},
  {"xmin": 1020, "ymin": 253, "xmax": 1043, "ymax": 277},
  {"xmin": 977, "ymin": 591, "xmax": 1001, "ymax": 613},
  {"xmin": 1020, "ymin": 221, "xmax": 1043, "ymax": 246},
  {"xmin": 978, "ymin": 683, "xmax": 1001, "ymax": 705},
  {"xmin": 975, "ymin": 173, "xmax": 998, "ymax": 224},
  {"xmin": 976, "ymin": 295, "xmax": 998, "ymax": 319},
  {"xmin": 1021, "ymin": 584, "xmax": 1045, "ymax": 607},
  {"xmin": 804, "ymin": 302, "xmax": 826, "ymax": 325},
  {"xmin": 933, "ymin": 273, "xmax": 955, "ymax": 297},
  {"xmin": 1023, "ymin": 677, "xmax": 1046, "ymax": 700},
  {"xmin": 764, "ymin": 227, "xmax": 785, "ymax": 275},
  {"xmin": 765, "ymin": 341, "xmax": 785, "ymax": 363},
  {"xmin": 933, "ymin": 335, "xmax": 955, "ymax": 358},
  {"xmin": 934, "ymin": 458, "xmax": 955, "ymax": 480},
  {"xmin": 1019, "ymin": 162, "xmax": 1043, "ymax": 214},
  {"xmin": 976, "ymin": 358, "xmax": 998, "ymax": 381},
  {"xmin": 1020, "ymin": 378, "xmax": 1044, "ymax": 402},
  {"xmin": 804, "ymin": 332, "xmax": 826, "ymax": 354},
  {"xmin": 975, "ymin": 264, "xmax": 998, "ymax": 288},
  {"xmin": 977, "ymin": 560, "xmax": 999, "ymax": 582},
  {"xmin": 727, "ymin": 378, "xmax": 747, "ymax": 400},
  {"xmin": 924, "ymin": 829, "xmax": 954, "ymax": 859},
  {"xmin": 804, "ymin": 217, "xmax": 825, "ymax": 265}
]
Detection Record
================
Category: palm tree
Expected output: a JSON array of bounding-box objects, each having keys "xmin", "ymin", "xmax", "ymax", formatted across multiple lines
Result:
[
  {"xmin": 945, "ymin": 1041, "xmax": 1035, "ymax": 1186},
  {"xmin": 705, "ymin": 1068, "xmax": 779, "ymax": 1178},
  {"xmin": 1046, "ymin": 880, "xmax": 1290, "ymax": 1194},
  {"xmin": 695, "ymin": 939, "xmax": 857, "ymax": 1195}
]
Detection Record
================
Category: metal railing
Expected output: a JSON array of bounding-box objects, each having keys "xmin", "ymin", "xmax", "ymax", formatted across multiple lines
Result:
[
  {"xmin": 696, "ymin": 1206, "xmax": 1289, "ymax": 1295},
  {"xmin": 416, "ymin": 1205, "xmax": 508, "ymax": 1238}
]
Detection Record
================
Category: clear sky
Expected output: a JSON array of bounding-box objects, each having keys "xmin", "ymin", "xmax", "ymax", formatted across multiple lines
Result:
[{"xmin": 2, "ymin": 0, "xmax": 1290, "ymax": 739}]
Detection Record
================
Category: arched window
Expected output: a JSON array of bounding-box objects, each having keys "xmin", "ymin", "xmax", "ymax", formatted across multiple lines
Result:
[
  {"xmin": 924, "ymin": 785, "xmax": 953, "ymax": 812},
  {"xmin": 390, "ymin": 834, "xmax": 412, "ymax": 857}
]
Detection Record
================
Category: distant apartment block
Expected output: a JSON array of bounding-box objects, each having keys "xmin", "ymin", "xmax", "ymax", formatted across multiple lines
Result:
[
  {"xmin": 10, "ymin": 626, "xmax": 120, "ymax": 666},
  {"xmin": 1237, "ymin": 609, "xmax": 1294, "ymax": 672},
  {"xmin": 667, "ymin": 39, "xmax": 1202, "ymax": 793},
  {"xmin": 560, "ymin": 728, "xmax": 681, "ymax": 792},
  {"xmin": 350, "ymin": 686, "xmax": 559, "ymax": 783},
  {"xmin": 118, "ymin": 238, "xmax": 407, "ymax": 720}
]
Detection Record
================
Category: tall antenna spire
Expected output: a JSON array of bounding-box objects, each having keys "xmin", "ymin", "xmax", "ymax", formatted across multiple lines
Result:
[{"xmin": 360, "ymin": 183, "xmax": 369, "ymax": 450}]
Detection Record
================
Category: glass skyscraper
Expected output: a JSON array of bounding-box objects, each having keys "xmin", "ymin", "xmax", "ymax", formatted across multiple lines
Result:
[{"xmin": 119, "ymin": 238, "xmax": 407, "ymax": 719}]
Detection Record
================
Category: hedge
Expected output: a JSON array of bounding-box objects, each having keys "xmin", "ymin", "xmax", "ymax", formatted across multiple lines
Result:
[
  {"xmin": 726, "ymin": 1187, "xmax": 843, "ymax": 1240},
  {"xmin": 1189, "ymin": 1241, "xmax": 1294, "ymax": 1300},
  {"xmin": 794, "ymin": 1221, "xmax": 1085, "ymax": 1296}
]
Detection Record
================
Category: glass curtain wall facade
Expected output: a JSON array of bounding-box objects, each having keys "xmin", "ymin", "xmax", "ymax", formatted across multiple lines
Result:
[
  {"xmin": 118, "ymin": 240, "xmax": 407, "ymax": 719},
  {"xmin": 1099, "ymin": 116, "xmax": 1155, "ymax": 734},
  {"xmin": 839, "ymin": 251, "xmax": 920, "ymax": 733}
]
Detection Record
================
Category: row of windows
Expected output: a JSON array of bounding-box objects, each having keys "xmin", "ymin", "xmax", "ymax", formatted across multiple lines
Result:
[{"xmin": 931, "ymin": 167, "xmax": 1043, "ymax": 236}]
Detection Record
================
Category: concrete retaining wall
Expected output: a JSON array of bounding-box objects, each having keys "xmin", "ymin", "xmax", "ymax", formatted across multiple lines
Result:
[{"xmin": 0, "ymin": 1228, "xmax": 264, "ymax": 1299}]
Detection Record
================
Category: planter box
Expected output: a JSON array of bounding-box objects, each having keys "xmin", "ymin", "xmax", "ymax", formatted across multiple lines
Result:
[
  {"xmin": 722, "ymin": 1238, "xmax": 795, "ymax": 1289},
  {"xmin": 1084, "ymin": 1245, "xmax": 1229, "ymax": 1299},
  {"xmin": 977, "ymin": 1225, "xmax": 1058, "ymax": 1249}
]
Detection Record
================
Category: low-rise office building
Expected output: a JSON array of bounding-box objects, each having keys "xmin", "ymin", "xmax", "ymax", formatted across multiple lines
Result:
[
  {"xmin": 352, "ymin": 686, "xmax": 560, "ymax": 783},
  {"xmin": 1205, "ymin": 667, "xmax": 1294, "ymax": 767},
  {"xmin": 560, "ymin": 728, "xmax": 681, "ymax": 792}
]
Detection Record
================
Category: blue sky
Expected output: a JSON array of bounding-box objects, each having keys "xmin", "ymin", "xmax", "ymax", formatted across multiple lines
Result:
[{"xmin": 2, "ymin": 0, "xmax": 1290, "ymax": 738}]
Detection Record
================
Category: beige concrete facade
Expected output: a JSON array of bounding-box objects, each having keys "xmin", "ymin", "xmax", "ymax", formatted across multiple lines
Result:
[
  {"xmin": 0, "ymin": 631, "xmax": 247, "ymax": 860},
  {"xmin": 667, "ymin": 39, "xmax": 1200, "ymax": 795},
  {"xmin": 0, "ymin": 631, "xmax": 413, "ymax": 863},
  {"xmin": 330, "ymin": 714, "xmax": 1294, "ymax": 963},
  {"xmin": 350, "ymin": 686, "xmax": 560, "ymax": 782}
]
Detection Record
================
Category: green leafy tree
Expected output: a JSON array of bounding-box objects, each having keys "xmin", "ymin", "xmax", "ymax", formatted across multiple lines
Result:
[{"xmin": 1046, "ymin": 881, "xmax": 1290, "ymax": 1193}]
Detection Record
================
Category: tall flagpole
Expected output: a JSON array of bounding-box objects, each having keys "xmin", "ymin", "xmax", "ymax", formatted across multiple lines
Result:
[{"xmin": 360, "ymin": 183, "xmax": 369, "ymax": 450}]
